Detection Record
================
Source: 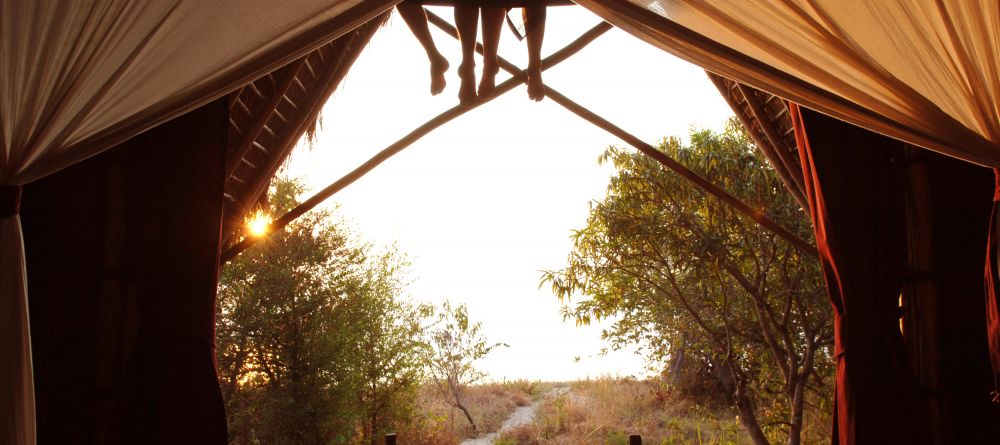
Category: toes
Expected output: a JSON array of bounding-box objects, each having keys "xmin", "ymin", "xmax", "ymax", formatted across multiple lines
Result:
[
  {"xmin": 457, "ymin": 63, "xmax": 478, "ymax": 105},
  {"xmin": 478, "ymin": 65, "xmax": 499, "ymax": 99},
  {"xmin": 526, "ymin": 69, "xmax": 544, "ymax": 101},
  {"xmin": 430, "ymin": 56, "xmax": 449, "ymax": 96}
]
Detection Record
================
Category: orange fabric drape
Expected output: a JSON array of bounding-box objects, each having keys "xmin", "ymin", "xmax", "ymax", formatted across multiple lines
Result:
[{"xmin": 791, "ymin": 103, "xmax": 928, "ymax": 444}]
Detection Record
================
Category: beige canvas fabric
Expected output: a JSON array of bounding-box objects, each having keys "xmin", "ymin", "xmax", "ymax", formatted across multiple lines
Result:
[
  {"xmin": 0, "ymin": 2, "xmax": 398, "ymax": 444},
  {"xmin": 576, "ymin": 0, "xmax": 1000, "ymax": 167}
]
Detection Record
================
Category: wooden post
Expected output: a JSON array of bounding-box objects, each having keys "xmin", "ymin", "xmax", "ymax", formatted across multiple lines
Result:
[
  {"xmin": 628, "ymin": 434, "xmax": 642, "ymax": 445},
  {"xmin": 384, "ymin": 433, "xmax": 397, "ymax": 445}
]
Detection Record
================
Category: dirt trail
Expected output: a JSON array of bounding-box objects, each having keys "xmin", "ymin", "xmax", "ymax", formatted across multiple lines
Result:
[{"xmin": 459, "ymin": 386, "xmax": 569, "ymax": 445}]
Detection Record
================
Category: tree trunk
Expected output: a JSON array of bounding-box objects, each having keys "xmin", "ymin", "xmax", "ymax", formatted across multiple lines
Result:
[
  {"xmin": 734, "ymin": 388, "xmax": 771, "ymax": 445},
  {"xmin": 456, "ymin": 401, "xmax": 477, "ymax": 433},
  {"xmin": 786, "ymin": 376, "xmax": 806, "ymax": 445}
]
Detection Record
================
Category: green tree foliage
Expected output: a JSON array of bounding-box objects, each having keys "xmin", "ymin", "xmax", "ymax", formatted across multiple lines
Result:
[
  {"xmin": 542, "ymin": 121, "xmax": 833, "ymax": 445},
  {"xmin": 425, "ymin": 301, "xmax": 507, "ymax": 433},
  {"xmin": 217, "ymin": 178, "xmax": 429, "ymax": 445},
  {"xmin": 348, "ymin": 250, "xmax": 433, "ymax": 445}
]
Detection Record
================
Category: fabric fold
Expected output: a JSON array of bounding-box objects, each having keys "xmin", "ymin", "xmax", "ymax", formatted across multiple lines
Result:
[{"xmin": 791, "ymin": 103, "xmax": 929, "ymax": 444}]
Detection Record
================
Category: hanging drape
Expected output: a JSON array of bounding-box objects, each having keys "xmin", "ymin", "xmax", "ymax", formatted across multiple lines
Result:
[
  {"xmin": 0, "ymin": 1, "xmax": 398, "ymax": 444},
  {"xmin": 985, "ymin": 170, "xmax": 1000, "ymax": 396},
  {"xmin": 791, "ymin": 103, "xmax": 929, "ymax": 444},
  {"xmin": 575, "ymin": 0, "xmax": 1000, "ymax": 167}
]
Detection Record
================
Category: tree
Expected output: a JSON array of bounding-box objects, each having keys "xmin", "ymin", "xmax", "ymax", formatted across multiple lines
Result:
[
  {"xmin": 217, "ymin": 177, "xmax": 429, "ymax": 445},
  {"xmin": 346, "ymin": 249, "xmax": 433, "ymax": 445},
  {"xmin": 543, "ymin": 121, "xmax": 833, "ymax": 445},
  {"xmin": 424, "ymin": 301, "xmax": 506, "ymax": 433}
]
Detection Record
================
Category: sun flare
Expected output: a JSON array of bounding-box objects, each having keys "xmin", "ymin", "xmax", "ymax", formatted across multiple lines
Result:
[{"xmin": 246, "ymin": 210, "xmax": 272, "ymax": 237}]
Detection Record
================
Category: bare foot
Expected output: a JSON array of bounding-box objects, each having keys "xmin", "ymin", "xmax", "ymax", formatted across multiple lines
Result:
[
  {"xmin": 457, "ymin": 62, "xmax": 477, "ymax": 106},
  {"xmin": 430, "ymin": 54, "xmax": 449, "ymax": 96},
  {"xmin": 478, "ymin": 63, "xmax": 499, "ymax": 99},
  {"xmin": 526, "ymin": 66, "xmax": 545, "ymax": 101}
]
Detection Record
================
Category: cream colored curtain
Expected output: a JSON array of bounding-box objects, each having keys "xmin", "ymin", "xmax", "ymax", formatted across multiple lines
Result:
[
  {"xmin": 0, "ymin": 1, "xmax": 398, "ymax": 444},
  {"xmin": 575, "ymin": 0, "xmax": 1000, "ymax": 167}
]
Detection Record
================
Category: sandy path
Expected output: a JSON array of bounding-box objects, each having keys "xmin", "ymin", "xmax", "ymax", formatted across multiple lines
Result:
[{"xmin": 459, "ymin": 386, "xmax": 569, "ymax": 445}]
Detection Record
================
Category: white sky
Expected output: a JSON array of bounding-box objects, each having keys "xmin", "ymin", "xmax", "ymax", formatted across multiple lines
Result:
[{"xmin": 285, "ymin": 6, "xmax": 734, "ymax": 382}]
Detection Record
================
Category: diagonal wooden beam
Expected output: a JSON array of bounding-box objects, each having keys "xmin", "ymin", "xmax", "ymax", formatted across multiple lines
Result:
[
  {"xmin": 428, "ymin": 11, "xmax": 817, "ymax": 256},
  {"xmin": 545, "ymin": 87, "xmax": 817, "ymax": 257},
  {"xmin": 222, "ymin": 21, "xmax": 605, "ymax": 262}
]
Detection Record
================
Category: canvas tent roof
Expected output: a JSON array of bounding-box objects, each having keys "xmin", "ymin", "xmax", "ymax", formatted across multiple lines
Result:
[
  {"xmin": 576, "ymin": 0, "xmax": 999, "ymax": 166},
  {"xmin": 3, "ymin": 1, "xmax": 999, "ymax": 444}
]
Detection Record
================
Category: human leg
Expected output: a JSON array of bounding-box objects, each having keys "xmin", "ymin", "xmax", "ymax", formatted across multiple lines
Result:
[
  {"xmin": 397, "ymin": 2, "xmax": 449, "ymax": 95},
  {"xmin": 477, "ymin": 7, "xmax": 505, "ymax": 98},
  {"xmin": 523, "ymin": 6, "xmax": 546, "ymax": 101},
  {"xmin": 454, "ymin": 5, "xmax": 479, "ymax": 105}
]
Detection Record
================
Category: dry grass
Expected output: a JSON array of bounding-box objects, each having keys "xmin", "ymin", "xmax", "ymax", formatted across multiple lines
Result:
[
  {"xmin": 496, "ymin": 377, "xmax": 748, "ymax": 445},
  {"xmin": 403, "ymin": 377, "xmax": 829, "ymax": 445},
  {"xmin": 396, "ymin": 379, "xmax": 542, "ymax": 445}
]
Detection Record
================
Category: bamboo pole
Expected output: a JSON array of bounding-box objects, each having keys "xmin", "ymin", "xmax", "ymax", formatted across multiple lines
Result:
[{"xmin": 545, "ymin": 88, "xmax": 817, "ymax": 256}]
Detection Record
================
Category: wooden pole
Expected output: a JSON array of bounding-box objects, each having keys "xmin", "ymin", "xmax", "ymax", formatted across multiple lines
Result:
[
  {"xmin": 544, "ymin": 87, "xmax": 818, "ymax": 257},
  {"xmin": 429, "ymin": 12, "xmax": 818, "ymax": 257},
  {"xmin": 384, "ymin": 433, "xmax": 397, "ymax": 445},
  {"xmin": 224, "ymin": 15, "xmax": 815, "ymax": 261},
  {"xmin": 628, "ymin": 434, "xmax": 642, "ymax": 445},
  {"xmin": 221, "ymin": 22, "xmax": 605, "ymax": 262}
]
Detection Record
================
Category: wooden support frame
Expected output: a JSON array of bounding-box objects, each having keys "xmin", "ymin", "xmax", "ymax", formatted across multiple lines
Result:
[
  {"xmin": 414, "ymin": 0, "xmax": 575, "ymax": 7},
  {"xmin": 222, "ymin": 9, "xmax": 816, "ymax": 262},
  {"xmin": 221, "ymin": 19, "xmax": 610, "ymax": 262},
  {"xmin": 425, "ymin": 10, "xmax": 817, "ymax": 257}
]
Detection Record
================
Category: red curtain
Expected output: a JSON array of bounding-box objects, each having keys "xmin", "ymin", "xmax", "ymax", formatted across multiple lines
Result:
[
  {"xmin": 985, "ymin": 170, "xmax": 1000, "ymax": 398},
  {"xmin": 790, "ymin": 104, "xmax": 928, "ymax": 444}
]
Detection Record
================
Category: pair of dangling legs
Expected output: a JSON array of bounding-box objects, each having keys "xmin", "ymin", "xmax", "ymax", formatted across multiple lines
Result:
[{"xmin": 398, "ymin": 2, "xmax": 547, "ymax": 104}]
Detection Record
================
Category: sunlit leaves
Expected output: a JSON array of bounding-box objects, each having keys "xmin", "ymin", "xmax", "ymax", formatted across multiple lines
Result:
[
  {"xmin": 217, "ymin": 177, "xmax": 428, "ymax": 444},
  {"xmin": 542, "ymin": 120, "xmax": 832, "ymax": 444}
]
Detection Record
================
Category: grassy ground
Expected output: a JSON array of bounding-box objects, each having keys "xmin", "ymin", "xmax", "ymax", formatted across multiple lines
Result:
[
  {"xmin": 496, "ymin": 377, "xmax": 748, "ymax": 445},
  {"xmin": 400, "ymin": 377, "xmax": 829, "ymax": 445},
  {"xmin": 398, "ymin": 379, "xmax": 547, "ymax": 445}
]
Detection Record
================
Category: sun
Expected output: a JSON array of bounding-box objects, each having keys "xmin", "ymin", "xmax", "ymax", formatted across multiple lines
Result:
[{"xmin": 246, "ymin": 210, "xmax": 272, "ymax": 237}]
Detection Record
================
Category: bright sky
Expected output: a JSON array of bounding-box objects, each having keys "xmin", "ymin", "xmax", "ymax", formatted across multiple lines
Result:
[{"xmin": 285, "ymin": 6, "xmax": 734, "ymax": 382}]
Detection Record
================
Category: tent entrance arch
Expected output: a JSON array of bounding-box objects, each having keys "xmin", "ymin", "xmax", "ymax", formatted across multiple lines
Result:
[{"xmin": 8, "ymin": 2, "xmax": 1000, "ymax": 444}]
